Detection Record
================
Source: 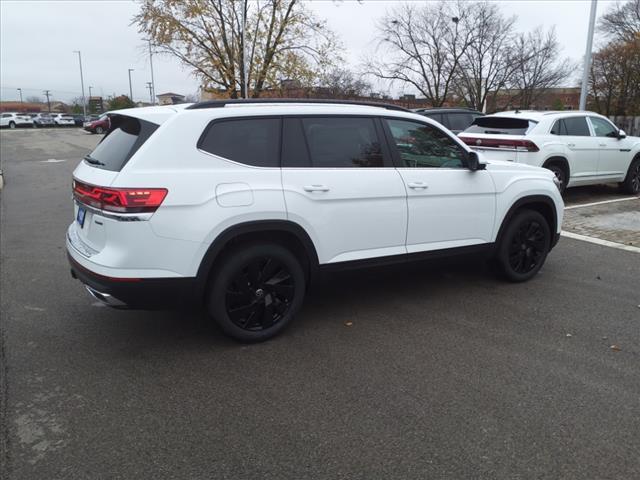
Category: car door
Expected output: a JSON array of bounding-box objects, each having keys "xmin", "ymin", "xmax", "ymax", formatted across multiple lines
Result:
[
  {"xmin": 382, "ymin": 117, "xmax": 496, "ymax": 252},
  {"xmin": 587, "ymin": 116, "xmax": 629, "ymax": 179},
  {"xmin": 553, "ymin": 116, "xmax": 599, "ymax": 183},
  {"xmin": 281, "ymin": 116, "xmax": 408, "ymax": 264}
]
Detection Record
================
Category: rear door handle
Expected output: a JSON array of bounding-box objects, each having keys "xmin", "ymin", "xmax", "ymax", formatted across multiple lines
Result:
[
  {"xmin": 599, "ymin": 143, "xmax": 607, "ymax": 147},
  {"xmin": 568, "ymin": 143, "xmax": 576, "ymax": 147},
  {"xmin": 303, "ymin": 185, "xmax": 330, "ymax": 192},
  {"xmin": 407, "ymin": 182, "xmax": 428, "ymax": 190}
]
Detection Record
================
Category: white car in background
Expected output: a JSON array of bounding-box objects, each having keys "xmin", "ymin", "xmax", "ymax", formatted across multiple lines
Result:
[
  {"xmin": 459, "ymin": 111, "xmax": 640, "ymax": 194},
  {"xmin": 51, "ymin": 114, "xmax": 76, "ymax": 127},
  {"xmin": 0, "ymin": 112, "xmax": 34, "ymax": 128}
]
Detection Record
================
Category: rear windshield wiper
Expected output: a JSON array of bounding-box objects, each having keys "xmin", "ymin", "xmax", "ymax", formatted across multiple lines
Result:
[{"xmin": 84, "ymin": 154, "xmax": 105, "ymax": 166}]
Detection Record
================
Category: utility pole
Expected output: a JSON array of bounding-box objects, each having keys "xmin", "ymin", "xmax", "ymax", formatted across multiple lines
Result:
[
  {"xmin": 43, "ymin": 90, "xmax": 51, "ymax": 112},
  {"xmin": 88, "ymin": 86, "xmax": 93, "ymax": 98},
  {"xmin": 241, "ymin": 0, "xmax": 248, "ymax": 99},
  {"xmin": 148, "ymin": 40, "xmax": 156, "ymax": 105},
  {"xmin": 128, "ymin": 68, "xmax": 135, "ymax": 104},
  {"xmin": 579, "ymin": 0, "xmax": 597, "ymax": 111},
  {"xmin": 146, "ymin": 82, "xmax": 153, "ymax": 104},
  {"xmin": 17, "ymin": 88, "xmax": 23, "ymax": 105},
  {"xmin": 73, "ymin": 50, "xmax": 87, "ymax": 118}
]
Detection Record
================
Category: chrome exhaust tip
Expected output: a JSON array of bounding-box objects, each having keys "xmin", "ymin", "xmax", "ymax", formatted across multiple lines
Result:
[{"xmin": 84, "ymin": 285, "xmax": 129, "ymax": 309}]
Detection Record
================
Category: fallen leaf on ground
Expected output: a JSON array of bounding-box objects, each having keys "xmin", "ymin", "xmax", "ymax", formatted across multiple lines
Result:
[
  {"xmin": 344, "ymin": 321, "xmax": 353, "ymax": 327},
  {"xmin": 610, "ymin": 345, "xmax": 621, "ymax": 352}
]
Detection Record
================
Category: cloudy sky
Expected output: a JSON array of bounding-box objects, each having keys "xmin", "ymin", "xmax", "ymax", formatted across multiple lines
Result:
[{"xmin": 0, "ymin": 0, "xmax": 617, "ymax": 104}]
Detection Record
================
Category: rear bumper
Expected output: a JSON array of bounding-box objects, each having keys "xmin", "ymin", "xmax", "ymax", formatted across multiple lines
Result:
[{"xmin": 68, "ymin": 254, "xmax": 198, "ymax": 309}]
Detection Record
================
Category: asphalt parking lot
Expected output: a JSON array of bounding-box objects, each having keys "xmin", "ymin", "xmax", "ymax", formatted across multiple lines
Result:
[{"xmin": 1, "ymin": 128, "xmax": 639, "ymax": 479}]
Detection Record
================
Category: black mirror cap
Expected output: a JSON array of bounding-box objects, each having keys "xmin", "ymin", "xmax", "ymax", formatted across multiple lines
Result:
[{"xmin": 467, "ymin": 151, "xmax": 485, "ymax": 171}]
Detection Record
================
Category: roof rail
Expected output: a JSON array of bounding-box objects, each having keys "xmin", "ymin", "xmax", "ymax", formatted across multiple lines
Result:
[{"xmin": 185, "ymin": 98, "xmax": 411, "ymax": 112}]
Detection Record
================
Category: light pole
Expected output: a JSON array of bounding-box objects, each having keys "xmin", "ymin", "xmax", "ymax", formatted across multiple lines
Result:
[
  {"xmin": 579, "ymin": 0, "xmax": 597, "ymax": 111},
  {"xmin": 241, "ymin": 0, "xmax": 248, "ymax": 99},
  {"xmin": 148, "ymin": 40, "xmax": 156, "ymax": 105},
  {"xmin": 128, "ymin": 69, "xmax": 135, "ymax": 104},
  {"xmin": 17, "ymin": 88, "xmax": 23, "ymax": 105},
  {"xmin": 73, "ymin": 50, "xmax": 87, "ymax": 118}
]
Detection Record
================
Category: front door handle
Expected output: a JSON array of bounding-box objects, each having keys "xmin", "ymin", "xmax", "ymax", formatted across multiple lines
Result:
[
  {"xmin": 568, "ymin": 143, "xmax": 576, "ymax": 147},
  {"xmin": 407, "ymin": 182, "xmax": 428, "ymax": 190},
  {"xmin": 599, "ymin": 143, "xmax": 607, "ymax": 147},
  {"xmin": 303, "ymin": 185, "xmax": 330, "ymax": 192}
]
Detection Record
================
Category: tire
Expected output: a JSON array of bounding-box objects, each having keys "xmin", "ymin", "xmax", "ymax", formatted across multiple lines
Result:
[
  {"xmin": 95, "ymin": 126, "xmax": 104, "ymax": 134},
  {"xmin": 495, "ymin": 209, "xmax": 551, "ymax": 283},
  {"xmin": 545, "ymin": 163, "xmax": 567, "ymax": 194},
  {"xmin": 207, "ymin": 243, "xmax": 306, "ymax": 342},
  {"xmin": 8, "ymin": 121, "xmax": 15, "ymax": 129},
  {"xmin": 619, "ymin": 157, "xmax": 640, "ymax": 195}
]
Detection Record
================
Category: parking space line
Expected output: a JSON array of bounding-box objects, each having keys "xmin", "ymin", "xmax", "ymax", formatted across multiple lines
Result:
[
  {"xmin": 561, "ymin": 230, "xmax": 640, "ymax": 253},
  {"xmin": 565, "ymin": 197, "xmax": 639, "ymax": 210}
]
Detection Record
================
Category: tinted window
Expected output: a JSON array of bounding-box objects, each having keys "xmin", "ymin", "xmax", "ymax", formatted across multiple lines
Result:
[
  {"xmin": 590, "ymin": 117, "xmax": 618, "ymax": 137},
  {"xmin": 464, "ymin": 117, "xmax": 537, "ymax": 135},
  {"xmin": 562, "ymin": 117, "xmax": 591, "ymax": 136},
  {"xmin": 446, "ymin": 113, "xmax": 474, "ymax": 132},
  {"xmin": 386, "ymin": 119, "xmax": 467, "ymax": 168},
  {"xmin": 550, "ymin": 119, "xmax": 567, "ymax": 135},
  {"xmin": 87, "ymin": 115, "xmax": 158, "ymax": 172},
  {"xmin": 281, "ymin": 118, "xmax": 310, "ymax": 167},
  {"xmin": 301, "ymin": 117, "xmax": 384, "ymax": 168},
  {"xmin": 421, "ymin": 112, "xmax": 443, "ymax": 125},
  {"xmin": 199, "ymin": 118, "xmax": 281, "ymax": 167}
]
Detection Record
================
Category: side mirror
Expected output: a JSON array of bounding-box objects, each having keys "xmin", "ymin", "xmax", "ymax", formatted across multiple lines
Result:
[
  {"xmin": 618, "ymin": 129, "xmax": 627, "ymax": 139},
  {"xmin": 467, "ymin": 151, "xmax": 485, "ymax": 171}
]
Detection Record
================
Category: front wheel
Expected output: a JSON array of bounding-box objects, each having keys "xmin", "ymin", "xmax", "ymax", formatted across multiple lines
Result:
[
  {"xmin": 207, "ymin": 243, "xmax": 306, "ymax": 342},
  {"xmin": 95, "ymin": 126, "xmax": 104, "ymax": 134},
  {"xmin": 8, "ymin": 121, "xmax": 15, "ymax": 129},
  {"xmin": 495, "ymin": 209, "xmax": 551, "ymax": 282},
  {"xmin": 620, "ymin": 157, "xmax": 640, "ymax": 195}
]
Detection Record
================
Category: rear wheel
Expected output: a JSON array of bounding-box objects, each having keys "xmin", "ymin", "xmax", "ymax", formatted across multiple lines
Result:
[
  {"xmin": 545, "ymin": 163, "xmax": 567, "ymax": 194},
  {"xmin": 8, "ymin": 121, "xmax": 15, "ymax": 129},
  {"xmin": 207, "ymin": 243, "xmax": 305, "ymax": 342},
  {"xmin": 495, "ymin": 209, "xmax": 551, "ymax": 282},
  {"xmin": 620, "ymin": 157, "xmax": 640, "ymax": 195}
]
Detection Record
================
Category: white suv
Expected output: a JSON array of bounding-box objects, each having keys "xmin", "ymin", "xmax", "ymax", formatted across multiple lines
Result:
[
  {"xmin": 459, "ymin": 111, "xmax": 640, "ymax": 194},
  {"xmin": 0, "ymin": 112, "xmax": 34, "ymax": 128},
  {"xmin": 66, "ymin": 100, "xmax": 564, "ymax": 342}
]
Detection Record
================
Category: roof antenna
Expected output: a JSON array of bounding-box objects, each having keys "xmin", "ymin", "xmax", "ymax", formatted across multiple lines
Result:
[{"xmin": 515, "ymin": 108, "xmax": 521, "ymax": 113}]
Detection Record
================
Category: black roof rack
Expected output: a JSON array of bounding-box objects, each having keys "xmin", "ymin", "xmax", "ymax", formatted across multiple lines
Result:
[{"xmin": 185, "ymin": 98, "xmax": 411, "ymax": 112}]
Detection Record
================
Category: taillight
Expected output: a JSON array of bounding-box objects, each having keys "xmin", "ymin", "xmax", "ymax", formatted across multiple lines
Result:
[
  {"xmin": 73, "ymin": 180, "xmax": 167, "ymax": 214},
  {"xmin": 461, "ymin": 137, "xmax": 539, "ymax": 152}
]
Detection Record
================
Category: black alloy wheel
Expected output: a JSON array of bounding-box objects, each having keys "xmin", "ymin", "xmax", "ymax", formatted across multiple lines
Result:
[
  {"xmin": 225, "ymin": 256, "xmax": 295, "ymax": 331},
  {"xmin": 621, "ymin": 158, "xmax": 640, "ymax": 194},
  {"xmin": 547, "ymin": 164, "xmax": 567, "ymax": 194},
  {"xmin": 208, "ymin": 243, "xmax": 305, "ymax": 342},
  {"xmin": 496, "ymin": 209, "xmax": 551, "ymax": 282}
]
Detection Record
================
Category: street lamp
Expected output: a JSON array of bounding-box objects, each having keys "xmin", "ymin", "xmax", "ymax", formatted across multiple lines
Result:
[
  {"xmin": 579, "ymin": 0, "xmax": 597, "ymax": 110},
  {"xmin": 73, "ymin": 50, "xmax": 87, "ymax": 118},
  {"xmin": 128, "ymin": 69, "xmax": 135, "ymax": 104},
  {"xmin": 17, "ymin": 88, "xmax": 23, "ymax": 104}
]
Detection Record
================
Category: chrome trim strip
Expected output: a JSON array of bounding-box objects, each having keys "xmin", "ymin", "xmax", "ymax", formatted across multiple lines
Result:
[
  {"xmin": 75, "ymin": 201, "xmax": 152, "ymax": 222},
  {"xmin": 84, "ymin": 285, "xmax": 128, "ymax": 308}
]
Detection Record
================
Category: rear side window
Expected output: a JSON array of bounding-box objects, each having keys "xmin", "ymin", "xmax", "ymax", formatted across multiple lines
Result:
[
  {"xmin": 300, "ymin": 117, "xmax": 384, "ymax": 168},
  {"xmin": 552, "ymin": 117, "xmax": 590, "ymax": 136},
  {"xmin": 199, "ymin": 118, "xmax": 281, "ymax": 167},
  {"xmin": 86, "ymin": 115, "xmax": 158, "ymax": 171},
  {"xmin": 421, "ymin": 112, "xmax": 444, "ymax": 125},
  {"xmin": 464, "ymin": 117, "xmax": 537, "ymax": 135}
]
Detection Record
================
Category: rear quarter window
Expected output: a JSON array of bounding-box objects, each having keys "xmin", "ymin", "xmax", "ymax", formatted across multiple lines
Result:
[
  {"xmin": 198, "ymin": 118, "xmax": 281, "ymax": 167},
  {"xmin": 464, "ymin": 117, "xmax": 537, "ymax": 135},
  {"xmin": 86, "ymin": 115, "xmax": 159, "ymax": 172}
]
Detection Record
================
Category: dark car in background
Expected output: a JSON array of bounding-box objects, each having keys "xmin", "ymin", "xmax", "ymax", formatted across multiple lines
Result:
[
  {"xmin": 72, "ymin": 115, "xmax": 87, "ymax": 127},
  {"xmin": 83, "ymin": 114, "xmax": 109, "ymax": 134},
  {"xmin": 414, "ymin": 107, "xmax": 484, "ymax": 134}
]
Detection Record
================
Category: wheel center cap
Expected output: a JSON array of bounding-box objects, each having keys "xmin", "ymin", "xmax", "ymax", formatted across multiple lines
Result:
[{"xmin": 255, "ymin": 288, "xmax": 265, "ymax": 298}]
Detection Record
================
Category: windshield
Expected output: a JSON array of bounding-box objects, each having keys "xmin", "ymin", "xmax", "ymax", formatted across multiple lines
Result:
[{"xmin": 463, "ymin": 117, "xmax": 538, "ymax": 135}]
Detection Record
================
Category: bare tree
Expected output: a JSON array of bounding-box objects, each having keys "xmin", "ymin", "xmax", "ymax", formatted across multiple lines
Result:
[
  {"xmin": 506, "ymin": 27, "xmax": 573, "ymax": 109},
  {"xmin": 590, "ymin": 40, "xmax": 640, "ymax": 115},
  {"xmin": 25, "ymin": 95, "xmax": 42, "ymax": 103},
  {"xmin": 453, "ymin": 1, "xmax": 516, "ymax": 111},
  {"xmin": 318, "ymin": 68, "xmax": 371, "ymax": 98},
  {"xmin": 599, "ymin": 0, "xmax": 640, "ymax": 43},
  {"xmin": 135, "ymin": 0, "xmax": 340, "ymax": 98},
  {"xmin": 366, "ymin": 1, "xmax": 475, "ymax": 107}
]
